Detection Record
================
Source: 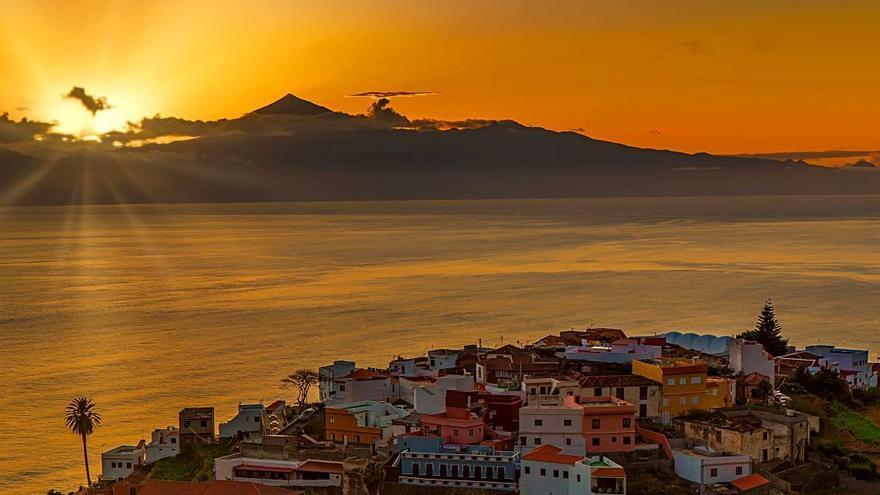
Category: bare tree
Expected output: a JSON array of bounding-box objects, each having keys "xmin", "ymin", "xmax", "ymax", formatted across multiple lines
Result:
[{"xmin": 281, "ymin": 369, "xmax": 319, "ymax": 411}]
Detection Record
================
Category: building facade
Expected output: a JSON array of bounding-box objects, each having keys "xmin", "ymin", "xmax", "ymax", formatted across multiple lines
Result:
[
  {"xmin": 632, "ymin": 358, "xmax": 734, "ymax": 423},
  {"xmin": 672, "ymin": 442, "xmax": 753, "ymax": 486},
  {"xmin": 324, "ymin": 400, "xmax": 407, "ymax": 446},
  {"xmin": 215, "ymin": 454, "xmax": 343, "ymax": 488},
  {"xmin": 573, "ymin": 373, "xmax": 662, "ymax": 421},
  {"xmin": 145, "ymin": 426, "xmax": 179, "ymax": 464},
  {"xmin": 101, "ymin": 443, "xmax": 145, "ymax": 481},
  {"xmin": 179, "ymin": 407, "xmax": 215, "ymax": 446},
  {"xmin": 395, "ymin": 434, "xmax": 519, "ymax": 492},
  {"xmin": 219, "ymin": 403, "xmax": 264, "ymax": 440},
  {"xmin": 729, "ymin": 339, "xmax": 775, "ymax": 383}
]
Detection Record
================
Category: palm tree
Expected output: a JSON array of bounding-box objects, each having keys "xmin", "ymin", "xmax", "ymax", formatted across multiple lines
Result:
[
  {"xmin": 65, "ymin": 397, "xmax": 101, "ymax": 486},
  {"xmin": 358, "ymin": 461, "xmax": 386, "ymax": 495}
]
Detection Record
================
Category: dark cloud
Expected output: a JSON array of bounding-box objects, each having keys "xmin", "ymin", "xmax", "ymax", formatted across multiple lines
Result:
[
  {"xmin": 366, "ymin": 98, "xmax": 410, "ymax": 126},
  {"xmin": 0, "ymin": 112, "xmax": 53, "ymax": 143},
  {"xmin": 349, "ymin": 91, "xmax": 440, "ymax": 99},
  {"xmin": 65, "ymin": 86, "xmax": 111, "ymax": 115}
]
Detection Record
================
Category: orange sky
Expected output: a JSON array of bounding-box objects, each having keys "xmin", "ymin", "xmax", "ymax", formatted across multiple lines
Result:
[{"xmin": 1, "ymin": 0, "xmax": 879, "ymax": 154}]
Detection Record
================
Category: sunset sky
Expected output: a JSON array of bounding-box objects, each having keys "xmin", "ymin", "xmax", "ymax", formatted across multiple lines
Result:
[{"xmin": 2, "ymin": 0, "xmax": 879, "ymax": 154}]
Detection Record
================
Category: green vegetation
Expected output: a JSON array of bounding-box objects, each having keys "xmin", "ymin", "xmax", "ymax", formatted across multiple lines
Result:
[
  {"xmin": 147, "ymin": 441, "xmax": 235, "ymax": 482},
  {"xmin": 736, "ymin": 299, "xmax": 789, "ymax": 356},
  {"xmin": 831, "ymin": 402, "xmax": 880, "ymax": 444}
]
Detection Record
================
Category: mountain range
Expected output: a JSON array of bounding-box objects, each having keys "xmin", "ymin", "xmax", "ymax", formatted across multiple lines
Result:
[{"xmin": 1, "ymin": 94, "xmax": 878, "ymax": 206}]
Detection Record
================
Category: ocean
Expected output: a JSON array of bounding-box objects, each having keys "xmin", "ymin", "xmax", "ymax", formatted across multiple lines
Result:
[{"xmin": 1, "ymin": 195, "xmax": 879, "ymax": 494}]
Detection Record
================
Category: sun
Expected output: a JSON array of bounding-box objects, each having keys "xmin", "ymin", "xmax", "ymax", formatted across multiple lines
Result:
[{"xmin": 38, "ymin": 87, "xmax": 150, "ymax": 140}]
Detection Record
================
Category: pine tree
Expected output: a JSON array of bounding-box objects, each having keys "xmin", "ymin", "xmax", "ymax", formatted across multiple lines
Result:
[{"xmin": 737, "ymin": 299, "xmax": 789, "ymax": 356}]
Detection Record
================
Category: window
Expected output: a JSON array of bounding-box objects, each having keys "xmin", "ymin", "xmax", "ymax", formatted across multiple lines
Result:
[
  {"xmin": 126, "ymin": 462, "xmax": 132, "ymax": 469},
  {"xmin": 662, "ymin": 398, "xmax": 670, "ymax": 407},
  {"xmin": 255, "ymin": 416, "xmax": 260, "ymax": 423},
  {"xmin": 184, "ymin": 421, "xmax": 190, "ymax": 427},
  {"xmin": 623, "ymin": 418, "xmax": 631, "ymax": 428},
  {"xmin": 534, "ymin": 419, "xmax": 543, "ymax": 426},
  {"xmin": 440, "ymin": 464, "xmax": 447, "ymax": 477},
  {"xmin": 667, "ymin": 378, "xmax": 675, "ymax": 386},
  {"xmin": 355, "ymin": 435, "xmax": 361, "ymax": 443},
  {"xmin": 565, "ymin": 437, "xmax": 572, "ymax": 446},
  {"xmin": 463, "ymin": 465, "xmax": 470, "ymax": 478},
  {"xmin": 469, "ymin": 429, "xmax": 474, "ymax": 436},
  {"xmin": 736, "ymin": 466, "xmax": 743, "ymax": 475},
  {"xmin": 427, "ymin": 464, "xmax": 434, "ymax": 477},
  {"xmin": 170, "ymin": 437, "xmax": 177, "ymax": 444},
  {"xmin": 679, "ymin": 377, "xmax": 686, "ymax": 385},
  {"xmin": 592, "ymin": 437, "xmax": 600, "ymax": 446},
  {"xmin": 111, "ymin": 462, "xmax": 116, "ymax": 468},
  {"xmin": 530, "ymin": 388, "xmax": 537, "ymax": 394},
  {"xmin": 611, "ymin": 436, "xmax": 617, "ymax": 443},
  {"xmin": 534, "ymin": 437, "xmax": 542, "ymax": 445},
  {"xmin": 623, "ymin": 436, "xmax": 632, "ymax": 445},
  {"xmin": 329, "ymin": 417, "xmax": 335, "ymax": 424},
  {"xmin": 523, "ymin": 466, "xmax": 530, "ymax": 475},
  {"xmin": 563, "ymin": 419, "xmax": 572, "ymax": 427},
  {"xmin": 691, "ymin": 376, "xmax": 702, "ymax": 384},
  {"xmin": 577, "ymin": 474, "xmax": 581, "ymax": 482},
  {"xmin": 594, "ymin": 387, "xmax": 603, "ymax": 396},
  {"xmin": 563, "ymin": 471, "xmax": 569, "ymax": 479},
  {"xmin": 639, "ymin": 386, "xmax": 648, "ymax": 400},
  {"xmin": 616, "ymin": 387, "xmax": 625, "ymax": 399},
  {"xmin": 710, "ymin": 468, "xmax": 718, "ymax": 477},
  {"xmin": 592, "ymin": 418, "xmax": 600, "ymax": 429},
  {"xmin": 639, "ymin": 404, "xmax": 647, "ymax": 417},
  {"xmin": 762, "ymin": 449, "xmax": 769, "ymax": 461},
  {"xmin": 540, "ymin": 468, "xmax": 546, "ymax": 477},
  {"xmin": 520, "ymin": 436, "xmax": 527, "ymax": 446},
  {"xmin": 331, "ymin": 433, "xmax": 336, "ymax": 441},
  {"xmin": 200, "ymin": 420, "xmax": 207, "ymax": 427},
  {"xmin": 692, "ymin": 396, "xmax": 700, "ymax": 405},
  {"xmin": 454, "ymin": 429, "xmax": 460, "ymax": 436},
  {"xmin": 763, "ymin": 432, "xmax": 768, "ymax": 440},
  {"xmin": 679, "ymin": 397, "xmax": 687, "ymax": 405},
  {"xmin": 412, "ymin": 463, "xmax": 420, "ymax": 476},
  {"xmin": 497, "ymin": 467, "xmax": 505, "ymax": 480}
]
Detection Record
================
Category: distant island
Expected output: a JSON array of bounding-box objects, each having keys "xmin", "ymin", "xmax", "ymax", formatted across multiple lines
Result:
[{"xmin": 1, "ymin": 94, "xmax": 878, "ymax": 206}]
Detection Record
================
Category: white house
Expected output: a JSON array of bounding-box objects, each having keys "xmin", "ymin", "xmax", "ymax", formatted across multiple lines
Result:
[
  {"xmin": 413, "ymin": 374, "xmax": 475, "ymax": 414},
  {"xmin": 520, "ymin": 445, "xmax": 626, "ymax": 495},
  {"xmin": 805, "ymin": 345, "xmax": 878, "ymax": 389},
  {"xmin": 219, "ymin": 403, "xmax": 265, "ymax": 439},
  {"xmin": 729, "ymin": 339, "xmax": 775, "ymax": 382},
  {"xmin": 672, "ymin": 443, "xmax": 752, "ymax": 487},
  {"xmin": 428, "ymin": 349, "xmax": 460, "ymax": 370},
  {"xmin": 319, "ymin": 360, "xmax": 357, "ymax": 402},
  {"xmin": 145, "ymin": 426, "xmax": 179, "ymax": 464},
  {"xmin": 215, "ymin": 454, "xmax": 343, "ymax": 488},
  {"xmin": 325, "ymin": 368, "xmax": 391, "ymax": 405},
  {"xmin": 518, "ymin": 399, "xmax": 585, "ymax": 456},
  {"xmin": 101, "ymin": 443, "xmax": 145, "ymax": 481}
]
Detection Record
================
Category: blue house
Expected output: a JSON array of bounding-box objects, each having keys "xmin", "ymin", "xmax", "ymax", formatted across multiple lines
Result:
[{"xmin": 393, "ymin": 434, "xmax": 520, "ymax": 492}]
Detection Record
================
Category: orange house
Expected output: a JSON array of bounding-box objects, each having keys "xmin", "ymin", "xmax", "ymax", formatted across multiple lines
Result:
[
  {"xmin": 632, "ymin": 358, "xmax": 734, "ymax": 424},
  {"xmin": 324, "ymin": 407, "xmax": 382, "ymax": 447},
  {"xmin": 579, "ymin": 396, "xmax": 638, "ymax": 453}
]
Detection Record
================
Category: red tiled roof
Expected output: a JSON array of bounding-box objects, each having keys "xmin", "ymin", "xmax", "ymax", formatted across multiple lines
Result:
[
  {"xmin": 137, "ymin": 480, "xmax": 301, "ymax": 495},
  {"xmin": 574, "ymin": 373, "xmax": 661, "ymax": 388},
  {"xmin": 592, "ymin": 467, "xmax": 626, "ymax": 478},
  {"xmin": 337, "ymin": 368, "xmax": 386, "ymax": 380},
  {"xmin": 730, "ymin": 473, "xmax": 770, "ymax": 492},
  {"xmin": 522, "ymin": 445, "xmax": 583, "ymax": 465},
  {"xmin": 265, "ymin": 400, "xmax": 285, "ymax": 412}
]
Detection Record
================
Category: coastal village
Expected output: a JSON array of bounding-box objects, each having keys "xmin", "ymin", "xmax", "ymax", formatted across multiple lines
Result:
[{"xmin": 65, "ymin": 303, "xmax": 880, "ymax": 495}]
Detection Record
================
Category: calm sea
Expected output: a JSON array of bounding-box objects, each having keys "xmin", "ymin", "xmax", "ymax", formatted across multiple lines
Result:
[{"xmin": 1, "ymin": 196, "xmax": 880, "ymax": 494}]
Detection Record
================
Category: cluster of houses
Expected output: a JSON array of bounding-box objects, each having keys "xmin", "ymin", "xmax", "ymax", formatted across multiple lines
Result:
[{"xmin": 96, "ymin": 327, "xmax": 878, "ymax": 495}]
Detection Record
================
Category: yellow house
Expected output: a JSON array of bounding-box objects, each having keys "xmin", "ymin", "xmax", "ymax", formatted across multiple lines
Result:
[{"xmin": 632, "ymin": 358, "xmax": 733, "ymax": 424}]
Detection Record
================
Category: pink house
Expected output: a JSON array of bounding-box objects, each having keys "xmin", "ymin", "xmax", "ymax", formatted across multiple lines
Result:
[
  {"xmin": 578, "ymin": 396, "xmax": 637, "ymax": 453},
  {"xmin": 420, "ymin": 406, "xmax": 486, "ymax": 445}
]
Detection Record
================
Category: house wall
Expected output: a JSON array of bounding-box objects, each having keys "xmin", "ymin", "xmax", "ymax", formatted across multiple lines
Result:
[
  {"xmin": 582, "ymin": 409, "xmax": 637, "ymax": 453},
  {"xmin": 579, "ymin": 384, "xmax": 661, "ymax": 420},
  {"xmin": 518, "ymin": 405, "xmax": 584, "ymax": 455},
  {"xmin": 219, "ymin": 404, "xmax": 263, "ymax": 439},
  {"xmin": 672, "ymin": 450, "xmax": 752, "ymax": 485},
  {"xmin": 324, "ymin": 408, "xmax": 382, "ymax": 446},
  {"xmin": 101, "ymin": 449, "xmax": 144, "ymax": 481},
  {"xmin": 679, "ymin": 421, "xmax": 774, "ymax": 462},
  {"xmin": 520, "ymin": 459, "xmax": 590, "ymax": 495},
  {"xmin": 399, "ymin": 451, "xmax": 518, "ymax": 492},
  {"xmin": 730, "ymin": 340, "xmax": 775, "ymax": 381},
  {"xmin": 319, "ymin": 360, "xmax": 356, "ymax": 402}
]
